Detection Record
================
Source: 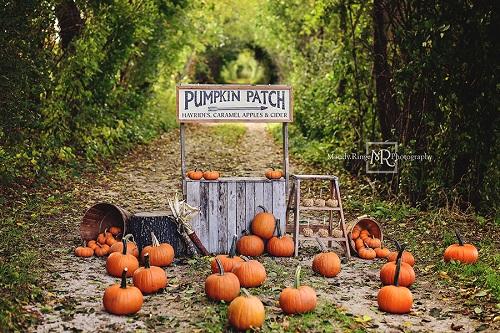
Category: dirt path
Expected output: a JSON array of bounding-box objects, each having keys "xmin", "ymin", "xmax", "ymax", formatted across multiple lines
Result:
[{"xmin": 30, "ymin": 124, "xmax": 487, "ymax": 332}]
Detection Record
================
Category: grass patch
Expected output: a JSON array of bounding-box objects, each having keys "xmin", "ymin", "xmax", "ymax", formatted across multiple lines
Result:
[{"xmin": 212, "ymin": 124, "xmax": 247, "ymax": 145}]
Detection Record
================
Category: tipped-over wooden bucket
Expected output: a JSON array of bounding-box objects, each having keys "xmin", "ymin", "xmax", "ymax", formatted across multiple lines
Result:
[
  {"xmin": 80, "ymin": 203, "xmax": 131, "ymax": 242},
  {"xmin": 346, "ymin": 216, "xmax": 383, "ymax": 255}
]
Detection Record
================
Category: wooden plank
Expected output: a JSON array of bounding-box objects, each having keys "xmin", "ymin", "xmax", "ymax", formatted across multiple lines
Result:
[
  {"xmin": 292, "ymin": 174, "xmax": 337, "ymax": 180},
  {"xmin": 186, "ymin": 181, "xmax": 201, "ymax": 249},
  {"xmin": 294, "ymin": 179, "xmax": 301, "ymax": 256},
  {"xmin": 263, "ymin": 182, "xmax": 273, "ymax": 215},
  {"xmin": 208, "ymin": 182, "xmax": 219, "ymax": 253},
  {"xmin": 254, "ymin": 182, "xmax": 264, "ymax": 215},
  {"xmin": 186, "ymin": 177, "xmax": 283, "ymax": 182},
  {"xmin": 273, "ymin": 181, "xmax": 286, "ymax": 235},
  {"xmin": 282, "ymin": 123, "xmax": 289, "ymax": 195},
  {"xmin": 198, "ymin": 182, "xmax": 210, "ymax": 252},
  {"xmin": 227, "ymin": 182, "xmax": 237, "ymax": 251},
  {"xmin": 217, "ymin": 182, "xmax": 228, "ymax": 254},
  {"xmin": 245, "ymin": 182, "xmax": 255, "ymax": 231},
  {"xmin": 236, "ymin": 181, "xmax": 247, "ymax": 235}
]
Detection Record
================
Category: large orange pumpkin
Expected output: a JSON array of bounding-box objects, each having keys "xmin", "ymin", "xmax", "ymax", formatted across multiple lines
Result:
[
  {"xmin": 380, "ymin": 244, "xmax": 415, "ymax": 287},
  {"xmin": 106, "ymin": 239, "xmax": 139, "ymax": 277},
  {"xmin": 312, "ymin": 238, "xmax": 341, "ymax": 278},
  {"xmin": 205, "ymin": 258, "xmax": 241, "ymax": 302},
  {"xmin": 133, "ymin": 253, "xmax": 168, "ymax": 294},
  {"xmin": 232, "ymin": 257, "xmax": 266, "ymax": 288},
  {"xmin": 279, "ymin": 265, "xmax": 317, "ymax": 314},
  {"xmin": 236, "ymin": 231, "xmax": 265, "ymax": 257},
  {"xmin": 443, "ymin": 230, "xmax": 478, "ymax": 264},
  {"xmin": 378, "ymin": 255, "xmax": 413, "ymax": 314},
  {"xmin": 251, "ymin": 205, "xmax": 276, "ymax": 240},
  {"xmin": 211, "ymin": 235, "xmax": 244, "ymax": 273},
  {"xmin": 266, "ymin": 221, "xmax": 294, "ymax": 257},
  {"xmin": 141, "ymin": 232, "xmax": 175, "ymax": 267},
  {"xmin": 103, "ymin": 268, "xmax": 143, "ymax": 315},
  {"xmin": 387, "ymin": 240, "xmax": 415, "ymax": 266},
  {"xmin": 228, "ymin": 288, "xmax": 265, "ymax": 330},
  {"xmin": 110, "ymin": 234, "xmax": 139, "ymax": 258}
]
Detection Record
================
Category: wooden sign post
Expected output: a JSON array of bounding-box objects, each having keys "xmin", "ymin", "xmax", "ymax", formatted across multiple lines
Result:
[{"xmin": 176, "ymin": 84, "xmax": 293, "ymax": 254}]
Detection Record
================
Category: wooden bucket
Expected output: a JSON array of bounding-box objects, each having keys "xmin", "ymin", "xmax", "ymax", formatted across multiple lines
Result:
[
  {"xmin": 346, "ymin": 216, "xmax": 383, "ymax": 255},
  {"xmin": 80, "ymin": 203, "xmax": 131, "ymax": 242}
]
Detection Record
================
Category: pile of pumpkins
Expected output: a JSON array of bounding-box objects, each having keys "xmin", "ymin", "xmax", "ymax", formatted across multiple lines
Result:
[
  {"xmin": 186, "ymin": 168, "xmax": 285, "ymax": 181},
  {"xmin": 76, "ymin": 231, "xmax": 174, "ymax": 315},
  {"xmin": 351, "ymin": 224, "xmax": 391, "ymax": 260},
  {"xmin": 74, "ymin": 226, "xmax": 124, "ymax": 257}
]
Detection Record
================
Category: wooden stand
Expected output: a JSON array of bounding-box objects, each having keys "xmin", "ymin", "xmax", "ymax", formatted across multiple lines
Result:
[
  {"xmin": 127, "ymin": 211, "xmax": 189, "ymax": 257},
  {"xmin": 286, "ymin": 175, "xmax": 351, "ymax": 259}
]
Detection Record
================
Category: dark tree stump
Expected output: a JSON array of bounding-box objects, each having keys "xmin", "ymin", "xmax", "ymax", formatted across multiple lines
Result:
[{"xmin": 127, "ymin": 211, "xmax": 189, "ymax": 257}]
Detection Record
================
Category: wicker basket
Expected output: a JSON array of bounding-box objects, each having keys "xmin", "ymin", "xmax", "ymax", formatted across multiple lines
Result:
[
  {"xmin": 346, "ymin": 216, "xmax": 383, "ymax": 255},
  {"xmin": 80, "ymin": 203, "xmax": 131, "ymax": 242}
]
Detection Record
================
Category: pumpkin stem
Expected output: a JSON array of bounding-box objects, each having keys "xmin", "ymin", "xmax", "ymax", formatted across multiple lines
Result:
[
  {"xmin": 215, "ymin": 257, "xmax": 224, "ymax": 275},
  {"xmin": 394, "ymin": 255, "xmax": 402, "ymax": 287},
  {"xmin": 396, "ymin": 243, "xmax": 406, "ymax": 262},
  {"xmin": 151, "ymin": 232, "xmax": 160, "ymax": 247},
  {"xmin": 257, "ymin": 205, "xmax": 267, "ymax": 213},
  {"xmin": 228, "ymin": 234, "xmax": 237, "ymax": 258},
  {"xmin": 144, "ymin": 253, "xmax": 150, "ymax": 269},
  {"xmin": 120, "ymin": 268, "xmax": 128, "ymax": 289},
  {"xmin": 240, "ymin": 256, "xmax": 250, "ymax": 262},
  {"xmin": 393, "ymin": 239, "xmax": 401, "ymax": 252},
  {"xmin": 315, "ymin": 237, "xmax": 327, "ymax": 252},
  {"xmin": 123, "ymin": 234, "xmax": 135, "ymax": 243},
  {"xmin": 275, "ymin": 220, "xmax": 282, "ymax": 238},
  {"xmin": 294, "ymin": 265, "xmax": 301, "ymax": 289},
  {"xmin": 241, "ymin": 288, "xmax": 251, "ymax": 297},
  {"xmin": 454, "ymin": 229, "xmax": 464, "ymax": 246},
  {"xmin": 121, "ymin": 238, "xmax": 127, "ymax": 255}
]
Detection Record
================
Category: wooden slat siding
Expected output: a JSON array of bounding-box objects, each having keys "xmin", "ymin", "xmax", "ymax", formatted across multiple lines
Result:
[
  {"xmin": 198, "ymin": 182, "xmax": 210, "ymax": 251},
  {"xmin": 217, "ymin": 182, "xmax": 228, "ymax": 253},
  {"xmin": 263, "ymin": 181, "xmax": 273, "ymax": 215},
  {"xmin": 273, "ymin": 181, "xmax": 286, "ymax": 235},
  {"xmin": 245, "ymin": 182, "xmax": 255, "ymax": 231},
  {"xmin": 254, "ymin": 182, "xmax": 264, "ymax": 215},
  {"xmin": 208, "ymin": 182, "xmax": 219, "ymax": 253},
  {"xmin": 227, "ymin": 182, "xmax": 237, "ymax": 251},
  {"xmin": 186, "ymin": 181, "xmax": 201, "ymax": 245},
  {"xmin": 236, "ymin": 181, "xmax": 246, "ymax": 236}
]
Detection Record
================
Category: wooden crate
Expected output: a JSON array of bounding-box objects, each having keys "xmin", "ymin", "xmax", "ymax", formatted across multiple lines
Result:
[{"xmin": 185, "ymin": 177, "xmax": 286, "ymax": 254}]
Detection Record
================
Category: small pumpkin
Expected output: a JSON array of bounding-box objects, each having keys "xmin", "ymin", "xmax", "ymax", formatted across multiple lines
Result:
[
  {"xmin": 355, "ymin": 238, "xmax": 365, "ymax": 250},
  {"xmin": 110, "ymin": 234, "xmax": 139, "ymax": 258},
  {"xmin": 103, "ymin": 268, "xmax": 143, "ymax": 315},
  {"xmin": 266, "ymin": 221, "xmax": 294, "ymax": 257},
  {"xmin": 302, "ymin": 227, "xmax": 314, "ymax": 237},
  {"xmin": 141, "ymin": 232, "xmax": 175, "ymax": 267},
  {"xmin": 314, "ymin": 198, "xmax": 326, "ymax": 207},
  {"xmin": 374, "ymin": 246, "xmax": 390, "ymax": 258},
  {"xmin": 279, "ymin": 265, "xmax": 317, "ymax": 314},
  {"xmin": 358, "ymin": 243, "xmax": 376, "ymax": 260},
  {"xmin": 325, "ymin": 198, "xmax": 338, "ymax": 207},
  {"xmin": 265, "ymin": 168, "xmax": 283, "ymax": 180},
  {"xmin": 94, "ymin": 243, "xmax": 110, "ymax": 257},
  {"xmin": 108, "ymin": 226, "xmax": 122, "ymax": 237},
  {"xmin": 211, "ymin": 234, "xmax": 244, "ymax": 273},
  {"xmin": 97, "ymin": 231, "xmax": 107, "ymax": 245},
  {"xmin": 317, "ymin": 228, "xmax": 329, "ymax": 238},
  {"xmin": 387, "ymin": 240, "xmax": 415, "ymax": 266},
  {"xmin": 312, "ymin": 237, "xmax": 341, "ymax": 278},
  {"xmin": 366, "ymin": 236, "xmax": 381, "ymax": 249},
  {"xmin": 227, "ymin": 288, "xmax": 265, "ymax": 331},
  {"xmin": 203, "ymin": 170, "xmax": 220, "ymax": 180},
  {"xmin": 302, "ymin": 198, "xmax": 314, "ymax": 207},
  {"xmin": 331, "ymin": 229, "xmax": 343, "ymax": 238},
  {"xmin": 87, "ymin": 240, "xmax": 98, "ymax": 250},
  {"xmin": 187, "ymin": 169, "xmax": 203, "ymax": 180},
  {"xmin": 377, "ymin": 254, "xmax": 413, "ymax": 314},
  {"xmin": 359, "ymin": 230, "xmax": 370, "ymax": 240},
  {"xmin": 232, "ymin": 256, "xmax": 266, "ymax": 288},
  {"xmin": 75, "ymin": 246, "xmax": 94, "ymax": 257},
  {"xmin": 351, "ymin": 226, "xmax": 361, "ymax": 240},
  {"xmin": 106, "ymin": 239, "xmax": 139, "ymax": 277},
  {"xmin": 236, "ymin": 230, "xmax": 265, "ymax": 257},
  {"xmin": 380, "ymin": 243, "xmax": 415, "ymax": 287},
  {"xmin": 205, "ymin": 257, "xmax": 241, "ymax": 302},
  {"xmin": 105, "ymin": 233, "xmax": 117, "ymax": 246},
  {"xmin": 133, "ymin": 253, "xmax": 168, "ymax": 294},
  {"xmin": 443, "ymin": 230, "xmax": 478, "ymax": 264},
  {"xmin": 251, "ymin": 205, "xmax": 276, "ymax": 240}
]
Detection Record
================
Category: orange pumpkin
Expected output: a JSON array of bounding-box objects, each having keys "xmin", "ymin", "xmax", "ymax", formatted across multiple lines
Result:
[
  {"xmin": 205, "ymin": 257, "xmax": 241, "ymax": 302},
  {"xmin": 279, "ymin": 265, "xmax": 317, "ymax": 314},
  {"xmin": 312, "ymin": 237, "xmax": 341, "ymax": 278},
  {"xmin": 75, "ymin": 246, "xmax": 94, "ymax": 257},
  {"xmin": 387, "ymin": 240, "xmax": 415, "ymax": 266},
  {"xmin": 103, "ymin": 268, "xmax": 143, "ymax": 315},
  {"xmin": 365, "ymin": 236, "xmax": 381, "ymax": 249},
  {"xmin": 236, "ymin": 231, "xmax": 265, "ymax": 257},
  {"xmin": 443, "ymin": 230, "xmax": 478, "ymax": 264},
  {"xmin": 378, "ymin": 255, "xmax": 413, "ymax": 314},
  {"xmin": 105, "ymin": 234, "xmax": 117, "ymax": 246},
  {"xmin": 110, "ymin": 234, "xmax": 139, "ymax": 258},
  {"xmin": 355, "ymin": 238, "xmax": 365, "ymax": 250},
  {"xmin": 97, "ymin": 231, "xmax": 107, "ymax": 245},
  {"xmin": 211, "ymin": 235, "xmax": 244, "ymax": 273},
  {"xmin": 266, "ymin": 221, "xmax": 294, "ymax": 257},
  {"xmin": 251, "ymin": 205, "xmax": 276, "ymax": 240},
  {"xmin": 232, "ymin": 257, "xmax": 266, "ymax": 288},
  {"xmin": 106, "ymin": 239, "xmax": 139, "ymax": 277},
  {"xmin": 108, "ymin": 226, "xmax": 122, "ymax": 237},
  {"xmin": 133, "ymin": 253, "xmax": 167, "ymax": 294},
  {"xmin": 141, "ymin": 232, "xmax": 175, "ymax": 267},
  {"xmin": 380, "ymin": 244, "xmax": 415, "ymax": 287},
  {"xmin": 187, "ymin": 169, "xmax": 203, "ymax": 180},
  {"xmin": 227, "ymin": 288, "xmax": 265, "ymax": 330},
  {"xmin": 203, "ymin": 170, "xmax": 220, "ymax": 180},
  {"xmin": 87, "ymin": 240, "xmax": 98, "ymax": 250},
  {"xmin": 94, "ymin": 243, "xmax": 110, "ymax": 257},
  {"xmin": 358, "ymin": 243, "xmax": 376, "ymax": 260},
  {"xmin": 265, "ymin": 168, "xmax": 283, "ymax": 180},
  {"xmin": 374, "ymin": 246, "xmax": 390, "ymax": 258}
]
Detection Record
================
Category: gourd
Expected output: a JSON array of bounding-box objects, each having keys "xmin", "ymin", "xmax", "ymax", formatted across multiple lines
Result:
[
  {"xmin": 106, "ymin": 239, "xmax": 139, "ymax": 277},
  {"xmin": 211, "ymin": 235, "xmax": 244, "ymax": 273},
  {"xmin": 312, "ymin": 237, "xmax": 341, "ymax": 278},
  {"xmin": 279, "ymin": 265, "xmax": 317, "ymax": 314},
  {"xmin": 358, "ymin": 243, "xmax": 376, "ymax": 260},
  {"xmin": 75, "ymin": 246, "xmax": 94, "ymax": 257},
  {"xmin": 251, "ymin": 205, "xmax": 276, "ymax": 240},
  {"xmin": 203, "ymin": 170, "xmax": 220, "ymax": 180},
  {"xmin": 380, "ymin": 243, "xmax": 415, "ymax": 287},
  {"xmin": 443, "ymin": 230, "xmax": 478, "ymax": 264},
  {"xmin": 133, "ymin": 253, "xmax": 168, "ymax": 294},
  {"xmin": 103, "ymin": 268, "xmax": 143, "ymax": 315},
  {"xmin": 265, "ymin": 168, "xmax": 283, "ymax": 180},
  {"xmin": 377, "ymin": 254, "xmax": 413, "ymax": 314},
  {"xmin": 266, "ymin": 221, "xmax": 294, "ymax": 257},
  {"xmin": 187, "ymin": 169, "xmax": 203, "ymax": 180},
  {"xmin": 205, "ymin": 257, "xmax": 241, "ymax": 302},
  {"xmin": 232, "ymin": 256, "xmax": 266, "ymax": 288},
  {"xmin": 236, "ymin": 230, "xmax": 265, "ymax": 257},
  {"xmin": 109, "ymin": 234, "xmax": 139, "ymax": 258},
  {"xmin": 227, "ymin": 288, "xmax": 265, "ymax": 330},
  {"xmin": 387, "ymin": 240, "xmax": 415, "ymax": 266},
  {"xmin": 140, "ymin": 232, "xmax": 175, "ymax": 267}
]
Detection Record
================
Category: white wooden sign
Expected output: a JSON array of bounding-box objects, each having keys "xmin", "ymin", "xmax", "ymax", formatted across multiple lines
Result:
[{"xmin": 176, "ymin": 84, "xmax": 293, "ymax": 122}]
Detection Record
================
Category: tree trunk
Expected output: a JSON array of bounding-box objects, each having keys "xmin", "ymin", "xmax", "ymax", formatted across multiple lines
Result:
[{"xmin": 55, "ymin": 0, "xmax": 83, "ymax": 51}]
